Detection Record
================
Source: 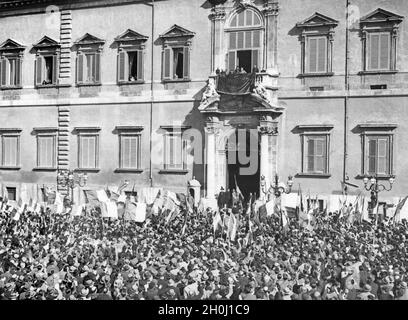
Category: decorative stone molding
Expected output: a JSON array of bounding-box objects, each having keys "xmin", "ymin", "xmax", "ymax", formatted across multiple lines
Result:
[
  {"xmin": 209, "ymin": 5, "xmax": 226, "ymax": 21},
  {"xmin": 263, "ymin": 1, "xmax": 279, "ymax": 16},
  {"xmin": 258, "ymin": 125, "xmax": 278, "ymax": 135}
]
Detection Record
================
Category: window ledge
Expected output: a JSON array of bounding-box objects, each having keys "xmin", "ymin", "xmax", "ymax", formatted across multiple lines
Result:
[
  {"xmin": 358, "ymin": 70, "xmax": 398, "ymax": 75},
  {"xmin": 75, "ymin": 168, "xmax": 100, "ymax": 173},
  {"xmin": 296, "ymin": 173, "xmax": 331, "ymax": 178},
  {"xmin": 162, "ymin": 79, "xmax": 191, "ymax": 83},
  {"xmin": 118, "ymin": 81, "xmax": 145, "ymax": 86},
  {"xmin": 355, "ymin": 174, "xmax": 395, "ymax": 180},
  {"xmin": 159, "ymin": 169, "xmax": 188, "ymax": 175},
  {"xmin": 0, "ymin": 166, "xmax": 21, "ymax": 170},
  {"xmin": 1, "ymin": 86, "xmax": 23, "ymax": 91},
  {"xmin": 35, "ymin": 84, "xmax": 64, "ymax": 89},
  {"xmin": 298, "ymin": 72, "xmax": 334, "ymax": 78},
  {"xmin": 33, "ymin": 167, "xmax": 57, "ymax": 172},
  {"xmin": 76, "ymin": 83, "xmax": 102, "ymax": 87},
  {"xmin": 114, "ymin": 169, "xmax": 144, "ymax": 173}
]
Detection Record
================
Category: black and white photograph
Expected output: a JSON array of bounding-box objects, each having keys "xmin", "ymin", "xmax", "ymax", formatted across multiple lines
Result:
[{"xmin": 0, "ymin": 0, "xmax": 408, "ymax": 309}]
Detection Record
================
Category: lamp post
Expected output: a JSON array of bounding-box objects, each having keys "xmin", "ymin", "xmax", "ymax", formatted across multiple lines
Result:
[
  {"xmin": 362, "ymin": 174, "xmax": 395, "ymax": 220},
  {"xmin": 57, "ymin": 169, "xmax": 88, "ymax": 205},
  {"xmin": 260, "ymin": 173, "xmax": 294, "ymax": 201}
]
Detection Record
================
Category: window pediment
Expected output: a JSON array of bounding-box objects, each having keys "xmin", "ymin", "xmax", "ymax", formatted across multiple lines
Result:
[
  {"xmin": 360, "ymin": 8, "xmax": 404, "ymax": 25},
  {"xmin": 0, "ymin": 39, "xmax": 25, "ymax": 52},
  {"xmin": 74, "ymin": 33, "xmax": 105, "ymax": 51},
  {"xmin": 115, "ymin": 29, "xmax": 148, "ymax": 43},
  {"xmin": 33, "ymin": 36, "xmax": 60, "ymax": 50},
  {"xmin": 159, "ymin": 25, "xmax": 195, "ymax": 40},
  {"xmin": 296, "ymin": 12, "xmax": 339, "ymax": 29}
]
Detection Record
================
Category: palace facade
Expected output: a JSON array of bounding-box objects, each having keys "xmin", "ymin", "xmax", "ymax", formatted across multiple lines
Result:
[{"xmin": 0, "ymin": 0, "xmax": 407, "ymax": 210}]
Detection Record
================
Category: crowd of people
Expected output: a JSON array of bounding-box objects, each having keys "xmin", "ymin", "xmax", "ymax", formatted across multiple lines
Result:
[{"xmin": 1, "ymin": 190, "xmax": 408, "ymax": 301}]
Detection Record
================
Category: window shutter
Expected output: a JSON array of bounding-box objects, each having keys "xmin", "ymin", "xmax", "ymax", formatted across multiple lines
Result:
[
  {"xmin": 367, "ymin": 138, "xmax": 377, "ymax": 174},
  {"xmin": 77, "ymin": 53, "xmax": 84, "ymax": 84},
  {"xmin": 314, "ymin": 138, "xmax": 326, "ymax": 173},
  {"xmin": 251, "ymin": 50, "xmax": 259, "ymax": 72},
  {"xmin": 94, "ymin": 52, "xmax": 101, "ymax": 83},
  {"xmin": 163, "ymin": 47, "xmax": 171, "ymax": 80},
  {"xmin": 35, "ymin": 56, "xmax": 43, "ymax": 86},
  {"xmin": 183, "ymin": 47, "xmax": 190, "ymax": 79},
  {"xmin": 229, "ymin": 32, "xmax": 237, "ymax": 50},
  {"xmin": 4, "ymin": 136, "xmax": 18, "ymax": 166},
  {"xmin": 307, "ymin": 138, "xmax": 315, "ymax": 172},
  {"xmin": 118, "ymin": 51, "xmax": 126, "ymax": 82},
  {"xmin": 15, "ymin": 58, "xmax": 22, "ymax": 86},
  {"xmin": 317, "ymin": 38, "xmax": 327, "ymax": 72},
  {"xmin": 369, "ymin": 34, "xmax": 380, "ymax": 70},
  {"xmin": 0, "ymin": 58, "xmax": 5, "ymax": 87},
  {"xmin": 228, "ymin": 51, "xmax": 236, "ymax": 72},
  {"xmin": 52, "ymin": 55, "xmax": 58, "ymax": 85},
  {"xmin": 137, "ymin": 50, "xmax": 144, "ymax": 81},
  {"xmin": 379, "ymin": 33, "xmax": 390, "ymax": 70},
  {"xmin": 377, "ymin": 138, "xmax": 388, "ymax": 174},
  {"xmin": 308, "ymin": 38, "xmax": 318, "ymax": 73}
]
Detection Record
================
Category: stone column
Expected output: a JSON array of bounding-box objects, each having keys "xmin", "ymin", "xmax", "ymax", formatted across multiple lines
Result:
[
  {"xmin": 205, "ymin": 119, "xmax": 219, "ymax": 200},
  {"xmin": 258, "ymin": 115, "xmax": 277, "ymax": 198},
  {"xmin": 263, "ymin": 1, "xmax": 279, "ymax": 73},
  {"xmin": 209, "ymin": 5, "xmax": 226, "ymax": 72}
]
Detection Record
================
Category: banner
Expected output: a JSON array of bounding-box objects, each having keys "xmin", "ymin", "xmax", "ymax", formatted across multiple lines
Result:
[{"xmin": 216, "ymin": 73, "xmax": 255, "ymax": 95}]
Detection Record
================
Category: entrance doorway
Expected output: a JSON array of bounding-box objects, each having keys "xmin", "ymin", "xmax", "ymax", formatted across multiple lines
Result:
[
  {"xmin": 237, "ymin": 50, "xmax": 252, "ymax": 73},
  {"xmin": 226, "ymin": 129, "xmax": 260, "ymax": 200}
]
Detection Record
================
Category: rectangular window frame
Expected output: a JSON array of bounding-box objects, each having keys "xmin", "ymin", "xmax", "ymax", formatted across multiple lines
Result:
[
  {"xmin": 0, "ymin": 128, "xmax": 21, "ymax": 169},
  {"xmin": 305, "ymin": 36, "xmax": 328, "ymax": 74},
  {"xmin": 367, "ymin": 31, "xmax": 391, "ymax": 72},
  {"xmin": 35, "ymin": 53, "xmax": 59, "ymax": 87},
  {"xmin": 0, "ymin": 55, "xmax": 23, "ymax": 89},
  {"xmin": 162, "ymin": 44, "xmax": 191, "ymax": 83},
  {"xmin": 301, "ymin": 133, "xmax": 330, "ymax": 175},
  {"xmin": 76, "ymin": 50, "xmax": 101, "ymax": 86},
  {"xmin": 34, "ymin": 128, "xmax": 57, "ymax": 171},
  {"xmin": 115, "ymin": 126, "xmax": 144, "ymax": 173},
  {"xmin": 362, "ymin": 133, "xmax": 393, "ymax": 177},
  {"xmin": 76, "ymin": 128, "xmax": 101, "ymax": 172},
  {"xmin": 160, "ymin": 126, "xmax": 190, "ymax": 174}
]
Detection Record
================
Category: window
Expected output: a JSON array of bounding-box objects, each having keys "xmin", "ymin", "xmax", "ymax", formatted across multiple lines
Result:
[
  {"xmin": 297, "ymin": 124, "xmax": 333, "ymax": 176},
  {"xmin": 0, "ymin": 57, "xmax": 22, "ymax": 88},
  {"xmin": 34, "ymin": 128, "xmax": 57, "ymax": 169},
  {"xmin": 6, "ymin": 187, "xmax": 16, "ymax": 201},
  {"xmin": 296, "ymin": 13, "xmax": 338, "ymax": 76},
  {"xmin": 358, "ymin": 123, "xmax": 396, "ymax": 177},
  {"xmin": 0, "ymin": 129, "xmax": 21, "ymax": 168},
  {"xmin": 74, "ymin": 33, "xmax": 104, "ymax": 85},
  {"xmin": 159, "ymin": 25, "xmax": 195, "ymax": 81},
  {"xmin": 76, "ymin": 127, "xmax": 100, "ymax": 170},
  {"xmin": 226, "ymin": 9, "xmax": 263, "ymax": 73},
  {"xmin": 118, "ymin": 50, "xmax": 144, "ymax": 82},
  {"xmin": 303, "ymin": 135, "xmax": 329, "ymax": 174},
  {"xmin": 306, "ymin": 36, "xmax": 327, "ymax": 73},
  {"xmin": 367, "ymin": 32, "xmax": 390, "ymax": 71},
  {"xmin": 364, "ymin": 135, "xmax": 392, "ymax": 175},
  {"xmin": 77, "ymin": 52, "xmax": 100, "ymax": 84},
  {"xmin": 115, "ymin": 126, "xmax": 144, "ymax": 172},
  {"xmin": 114, "ymin": 29, "xmax": 148, "ymax": 84},
  {"xmin": 360, "ymin": 9, "xmax": 403, "ymax": 73},
  {"xmin": 33, "ymin": 36, "xmax": 60, "ymax": 87},
  {"xmin": 0, "ymin": 39, "xmax": 25, "ymax": 88},
  {"xmin": 160, "ymin": 126, "xmax": 190, "ymax": 172}
]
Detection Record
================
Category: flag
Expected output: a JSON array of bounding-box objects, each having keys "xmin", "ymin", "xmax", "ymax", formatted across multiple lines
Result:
[
  {"xmin": 71, "ymin": 204, "xmax": 84, "ymax": 216},
  {"xmin": 361, "ymin": 196, "xmax": 370, "ymax": 222},
  {"xmin": 96, "ymin": 190, "xmax": 109, "ymax": 203},
  {"xmin": 83, "ymin": 190, "xmax": 100, "ymax": 207},
  {"xmin": 234, "ymin": 175, "xmax": 244, "ymax": 201},
  {"xmin": 55, "ymin": 192, "xmax": 64, "ymax": 214},
  {"xmin": 282, "ymin": 208, "xmax": 289, "ymax": 229},
  {"xmin": 227, "ymin": 213, "xmax": 238, "ymax": 241},
  {"xmin": 394, "ymin": 196, "xmax": 408, "ymax": 223},
  {"xmin": 213, "ymin": 211, "xmax": 223, "ymax": 233},
  {"xmin": 124, "ymin": 200, "xmax": 137, "ymax": 221},
  {"xmin": 135, "ymin": 203, "xmax": 147, "ymax": 223},
  {"xmin": 265, "ymin": 199, "xmax": 276, "ymax": 217}
]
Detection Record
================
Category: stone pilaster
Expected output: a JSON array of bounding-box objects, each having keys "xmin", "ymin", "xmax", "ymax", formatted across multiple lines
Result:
[
  {"xmin": 57, "ymin": 106, "xmax": 70, "ymax": 195},
  {"xmin": 263, "ymin": 1, "xmax": 279, "ymax": 73},
  {"xmin": 209, "ymin": 5, "xmax": 226, "ymax": 72},
  {"xmin": 59, "ymin": 9, "xmax": 72, "ymax": 85},
  {"xmin": 205, "ymin": 118, "xmax": 220, "ymax": 200},
  {"xmin": 258, "ymin": 115, "xmax": 279, "ymax": 198}
]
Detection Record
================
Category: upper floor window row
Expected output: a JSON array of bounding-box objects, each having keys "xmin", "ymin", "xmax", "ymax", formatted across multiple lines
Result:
[
  {"xmin": 0, "ymin": 25, "xmax": 195, "ymax": 89},
  {"xmin": 296, "ymin": 8, "xmax": 404, "ymax": 77}
]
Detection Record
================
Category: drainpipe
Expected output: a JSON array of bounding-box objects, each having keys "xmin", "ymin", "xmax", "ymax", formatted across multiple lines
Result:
[
  {"xmin": 149, "ymin": 0, "xmax": 155, "ymax": 187},
  {"xmin": 343, "ymin": 0, "xmax": 350, "ymax": 191}
]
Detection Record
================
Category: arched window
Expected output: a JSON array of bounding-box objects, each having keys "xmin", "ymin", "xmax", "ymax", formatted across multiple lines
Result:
[{"xmin": 226, "ymin": 9, "xmax": 263, "ymax": 73}]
